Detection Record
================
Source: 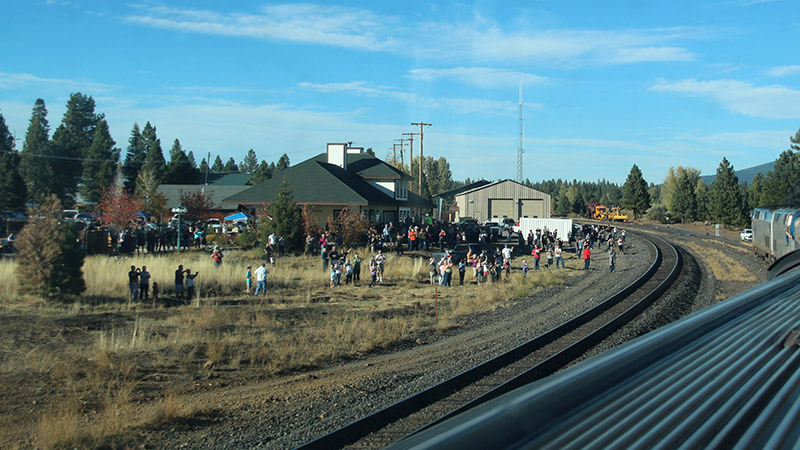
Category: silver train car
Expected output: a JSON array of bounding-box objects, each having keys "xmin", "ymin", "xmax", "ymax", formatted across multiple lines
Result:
[{"xmin": 750, "ymin": 207, "xmax": 800, "ymax": 263}]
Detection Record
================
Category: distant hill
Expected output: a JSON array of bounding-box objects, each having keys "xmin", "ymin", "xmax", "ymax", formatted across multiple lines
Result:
[{"xmin": 700, "ymin": 161, "xmax": 775, "ymax": 186}]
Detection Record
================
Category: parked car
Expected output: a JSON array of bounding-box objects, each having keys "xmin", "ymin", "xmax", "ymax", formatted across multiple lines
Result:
[
  {"xmin": 740, "ymin": 228, "xmax": 753, "ymax": 241},
  {"xmin": 206, "ymin": 218, "xmax": 222, "ymax": 233}
]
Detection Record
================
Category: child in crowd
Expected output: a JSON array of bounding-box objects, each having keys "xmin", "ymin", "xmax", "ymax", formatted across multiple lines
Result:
[{"xmin": 522, "ymin": 260, "xmax": 528, "ymax": 278}]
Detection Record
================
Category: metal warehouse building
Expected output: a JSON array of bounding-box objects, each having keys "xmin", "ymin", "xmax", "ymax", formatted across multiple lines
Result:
[{"xmin": 454, "ymin": 179, "xmax": 551, "ymax": 222}]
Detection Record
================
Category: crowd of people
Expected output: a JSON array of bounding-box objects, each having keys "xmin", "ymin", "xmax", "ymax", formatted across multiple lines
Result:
[{"xmin": 124, "ymin": 216, "xmax": 629, "ymax": 302}]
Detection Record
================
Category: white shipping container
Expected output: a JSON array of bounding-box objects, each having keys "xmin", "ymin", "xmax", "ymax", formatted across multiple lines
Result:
[{"xmin": 513, "ymin": 218, "xmax": 574, "ymax": 241}]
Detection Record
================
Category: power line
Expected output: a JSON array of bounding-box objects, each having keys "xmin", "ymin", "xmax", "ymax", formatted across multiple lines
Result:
[{"xmin": 0, "ymin": 148, "xmax": 119, "ymax": 163}]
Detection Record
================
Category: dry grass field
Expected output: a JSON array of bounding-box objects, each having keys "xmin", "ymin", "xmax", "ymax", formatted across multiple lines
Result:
[{"xmin": 0, "ymin": 249, "xmax": 575, "ymax": 449}]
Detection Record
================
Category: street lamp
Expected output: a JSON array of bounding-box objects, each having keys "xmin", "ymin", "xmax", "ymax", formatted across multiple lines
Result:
[{"xmin": 171, "ymin": 206, "xmax": 187, "ymax": 251}]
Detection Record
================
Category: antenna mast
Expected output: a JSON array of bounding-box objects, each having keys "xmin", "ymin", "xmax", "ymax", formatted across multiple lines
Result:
[{"xmin": 517, "ymin": 82, "xmax": 524, "ymax": 183}]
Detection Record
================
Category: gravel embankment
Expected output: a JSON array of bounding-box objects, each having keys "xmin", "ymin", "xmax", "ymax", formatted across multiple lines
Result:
[{"xmin": 144, "ymin": 226, "xmax": 766, "ymax": 449}]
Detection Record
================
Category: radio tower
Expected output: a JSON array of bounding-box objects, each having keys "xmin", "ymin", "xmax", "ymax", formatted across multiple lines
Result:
[{"xmin": 517, "ymin": 82, "xmax": 524, "ymax": 183}]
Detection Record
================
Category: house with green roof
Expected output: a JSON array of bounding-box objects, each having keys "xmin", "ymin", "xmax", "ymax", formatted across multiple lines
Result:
[
  {"xmin": 223, "ymin": 143, "xmax": 434, "ymax": 226},
  {"xmin": 157, "ymin": 172, "xmax": 251, "ymax": 214}
]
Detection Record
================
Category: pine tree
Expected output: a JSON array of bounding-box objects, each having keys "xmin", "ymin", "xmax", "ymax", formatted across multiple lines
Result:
[
  {"xmin": 240, "ymin": 149, "xmax": 258, "ymax": 175},
  {"xmin": 554, "ymin": 188, "xmax": 572, "ymax": 215},
  {"xmin": 760, "ymin": 150, "xmax": 800, "ymax": 207},
  {"xmin": 672, "ymin": 171, "xmax": 697, "ymax": 223},
  {"xmin": 20, "ymin": 99, "xmax": 53, "ymax": 203},
  {"xmin": 141, "ymin": 122, "xmax": 166, "ymax": 183},
  {"xmin": 212, "ymin": 155, "xmax": 224, "ymax": 172},
  {"xmin": 748, "ymin": 172, "xmax": 765, "ymax": 208},
  {"xmin": 709, "ymin": 157, "xmax": 744, "ymax": 225},
  {"xmin": 0, "ymin": 111, "xmax": 27, "ymax": 210},
  {"xmin": 50, "ymin": 93, "xmax": 100, "ymax": 206},
  {"xmin": 621, "ymin": 164, "xmax": 651, "ymax": 220},
  {"xmin": 122, "ymin": 123, "xmax": 146, "ymax": 193},
  {"xmin": 164, "ymin": 139, "xmax": 199, "ymax": 184},
  {"xmin": 15, "ymin": 194, "xmax": 85, "ymax": 299},
  {"xmin": 248, "ymin": 160, "xmax": 273, "ymax": 185},
  {"xmin": 260, "ymin": 179, "xmax": 304, "ymax": 253},
  {"xmin": 198, "ymin": 158, "xmax": 209, "ymax": 176},
  {"xmin": 80, "ymin": 119, "xmax": 119, "ymax": 203},
  {"xmin": 276, "ymin": 153, "xmax": 290, "ymax": 171},
  {"xmin": 187, "ymin": 151, "xmax": 197, "ymax": 169},
  {"xmin": 223, "ymin": 157, "xmax": 238, "ymax": 173},
  {"xmin": 790, "ymin": 128, "xmax": 800, "ymax": 152}
]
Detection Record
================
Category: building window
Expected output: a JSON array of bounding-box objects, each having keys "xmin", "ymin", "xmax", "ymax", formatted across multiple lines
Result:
[{"xmin": 395, "ymin": 181, "xmax": 408, "ymax": 200}]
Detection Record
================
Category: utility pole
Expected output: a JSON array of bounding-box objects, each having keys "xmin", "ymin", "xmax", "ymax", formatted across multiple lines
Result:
[
  {"xmin": 402, "ymin": 131, "xmax": 418, "ymax": 191},
  {"xmin": 394, "ymin": 139, "xmax": 407, "ymax": 167},
  {"xmin": 410, "ymin": 122, "xmax": 431, "ymax": 197}
]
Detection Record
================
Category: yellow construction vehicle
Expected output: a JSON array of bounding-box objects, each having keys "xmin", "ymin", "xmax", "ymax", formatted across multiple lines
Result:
[
  {"xmin": 593, "ymin": 205, "xmax": 608, "ymax": 220},
  {"xmin": 608, "ymin": 207, "xmax": 628, "ymax": 222}
]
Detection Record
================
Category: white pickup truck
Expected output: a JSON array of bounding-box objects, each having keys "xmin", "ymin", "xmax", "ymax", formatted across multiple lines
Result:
[{"xmin": 740, "ymin": 229, "xmax": 753, "ymax": 241}]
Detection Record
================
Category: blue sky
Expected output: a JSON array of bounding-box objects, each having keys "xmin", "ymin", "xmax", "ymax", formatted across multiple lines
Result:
[{"xmin": 2, "ymin": 1, "xmax": 799, "ymax": 186}]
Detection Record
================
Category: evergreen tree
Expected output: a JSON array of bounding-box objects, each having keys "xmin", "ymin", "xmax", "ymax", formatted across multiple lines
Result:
[
  {"xmin": 0, "ymin": 111, "xmax": 27, "ymax": 210},
  {"xmin": 276, "ymin": 153, "xmax": 291, "ymax": 172},
  {"xmin": 164, "ymin": 139, "xmax": 199, "ymax": 184},
  {"xmin": 748, "ymin": 172, "xmax": 765, "ymax": 208},
  {"xmin": 260, "ymin": 179, "xmax": 304, "ymax": 253},
  {"xmin": 50, "ymin": 93, "xmax": 101, "ymax": 205},
  {"xmin": 621, "ymin": 164, "xmax": 651, "ymax": 220},
  {"xmin": 187, "ymin": 150, "xmax": 197, "ymax": 169},
  {"xmin": 212, "ymin": 155, "xmax": 224, "ymax": 172},
  {"xmin": 198, "ymin": 158, "xmax": 209, "ymax": 176},
  {"xmin": 554, "ymin": 187, "xmax": 572, "ymax": 215},
  {"xmin": 248, "ymin": 160, "xmax": 273, "ymax": 185},
  {"xmin": 15, "ymin": 194, "xmax": 85, "ymax": 299},
  {"xmin": 366, "ymin": 147, "xmax": 375, "ymax": 156},
  {"xmin": 709, "ymin": 157, "xmax": 744, "ymax": 225},
  {"xmin": 223, "ymin": 157, "xmax": 239, "ymax": 172},
  {"xmin": 791, "ymin": 128, "xmax": 800, "ymax": 152},
  {"xmin": 122, "ymin": 123, "xmax": 146, "ymax": 193},
  {"xmin": 141, "ymin": 122, "xmax": 166, "ymax": 183},
  {"xmin": 20, "ymin": 99, "xmax": 53, "ymax": 203},
  {"xmin": 240, "ymin": 149, "xmax": 258, "ymax": 175},
  {"xmin": 671, "ymin": 171, "xmax": 697, "ymax": 223},
  {"xmin": 80, "ymin": 119, "xmax": 119, "ymax": 203},
  {"xmin": 761, "ymin": 150, "xmax": 800, "ymax": 207}
]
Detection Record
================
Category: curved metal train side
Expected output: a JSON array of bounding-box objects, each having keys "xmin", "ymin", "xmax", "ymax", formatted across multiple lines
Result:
[
  {"xmin": 389, "ymin": 265, "xmax": 800, "ymax": 450},
  {"xmin": 751, "ymin": 207, "xmax": 800, "ymax": 262}
]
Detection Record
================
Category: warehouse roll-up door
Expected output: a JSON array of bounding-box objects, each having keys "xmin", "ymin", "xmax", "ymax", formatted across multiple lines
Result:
[
  {"xmin": 488, "ymin": 199, "xmax": 514, "ymax": 219},
  {"xmin": 519, "ymin": 199, "xmax": 544, "ymax": 218}
]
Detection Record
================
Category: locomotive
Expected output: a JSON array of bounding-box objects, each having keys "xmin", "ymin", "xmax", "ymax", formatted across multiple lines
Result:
[{"xmin": 750, "ymin": 207, "xmax": 800, "ymax": 263}]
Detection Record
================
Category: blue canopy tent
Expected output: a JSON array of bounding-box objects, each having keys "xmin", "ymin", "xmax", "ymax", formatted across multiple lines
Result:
[{"xmin": 224, "ymin": 212, "xmax": 252, "ymax": 221}]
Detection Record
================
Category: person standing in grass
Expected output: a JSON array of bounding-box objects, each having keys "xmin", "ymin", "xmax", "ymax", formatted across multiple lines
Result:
[
  {"xmin": 583, "ymin": 243, "xmax": 591, "ymax": 271},
  {"xmin": 458, "ymin": 258, "xmax": 466, "ymax": 285},
  {"xmin": 128, "ymin": 265, "xmax": 140, "ymax": 302},
  {"xmin": 352, "ymin": 253, "xmax": 362, "ymax": 284},
  {"xmin": 211, "ymin": 249, "xmax": 224, "ymax": 268},
  {"xmin": 554, "ymin": 245, "xmax": 564, "ymax": 269},
  {"xmin": 185, "ymin": 269, "xmax": 199, "ymax": 301},
  {"xmin": 369, "ymin": 257, "xmax": 377, "ymax": 287},
  {"xmin": 245, "ymin": 266, "xmax": 253, "ymax": 294},
  {"xmin": 522, "ymin": 259, "xmax": 529, "ymax": 278},
  {"xmin": 254, "ymin": 263, "xmax": 268, "ymax": 295},
  {"xmin": 375, "ymin": 250, "xmax": 386, "ymax": 284},
  {"xmin": 139, "ymin": 266, "xmax": 151, "ymax": 300},
  {"xmin": 174, "ymin": 265, "xmax": 185, "ymax": 302}
]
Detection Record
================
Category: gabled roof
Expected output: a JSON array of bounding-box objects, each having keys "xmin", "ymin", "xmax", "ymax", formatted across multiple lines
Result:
[
  {"xmin": 434, "ymin": 180, "xmax": 492, "ymax": 198},
  {"xmin": 456, "ymin": 179, "xmax": 544, "ymax": 196},
  {"xmin": 223, "ymin": 153, "xmax": 434, "ymax": 209},
  {"xmin": 311, "ymin": 153, "xmax": 413, "ymax": 181}
]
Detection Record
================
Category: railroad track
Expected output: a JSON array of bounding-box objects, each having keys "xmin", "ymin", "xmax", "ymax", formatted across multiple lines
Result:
[{"xmin": 298, "ymin": 233, "xmax": 683, "ymax": 450}]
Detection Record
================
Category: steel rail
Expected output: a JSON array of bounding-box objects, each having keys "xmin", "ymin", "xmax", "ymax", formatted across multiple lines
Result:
[
  {"xmin": 391, "ymin": 267, "xmax": 800, "ymax": 450},
  {"xmin": 297, "ymin": 234, "xmax": 677, "ymax": 450}
]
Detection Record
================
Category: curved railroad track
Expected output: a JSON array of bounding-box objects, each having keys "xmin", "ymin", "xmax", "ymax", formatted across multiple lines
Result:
[{"xmin": 298, "ymin": 233, "xmax": 683, "ymax": 449}]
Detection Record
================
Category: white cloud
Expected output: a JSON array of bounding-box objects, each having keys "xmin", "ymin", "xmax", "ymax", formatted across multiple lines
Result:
[
  {"xmin": 0, "ymin": 71, "xmax": 117, "ymax": 93},
  {"xmin": 124, "ymin": 4, "xmax": 707, "ymax": 67},
  {"xmin": 125, "ymin": 4, "xmax": 401, "ymax": 52},
  {"xmin": 651, "ymin": 78, "xmax": 800, "ymax": 119},
  {"xmin": 299, "ymin": 81, "xmax": 517, "ymax": 114},
  {"xmin": 766, "ymin": 65, "xmax": 800, "ymax": 77},
  {"xmin": 407, "ymin": 67, "xmax": 549, "ymax": 90}
]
